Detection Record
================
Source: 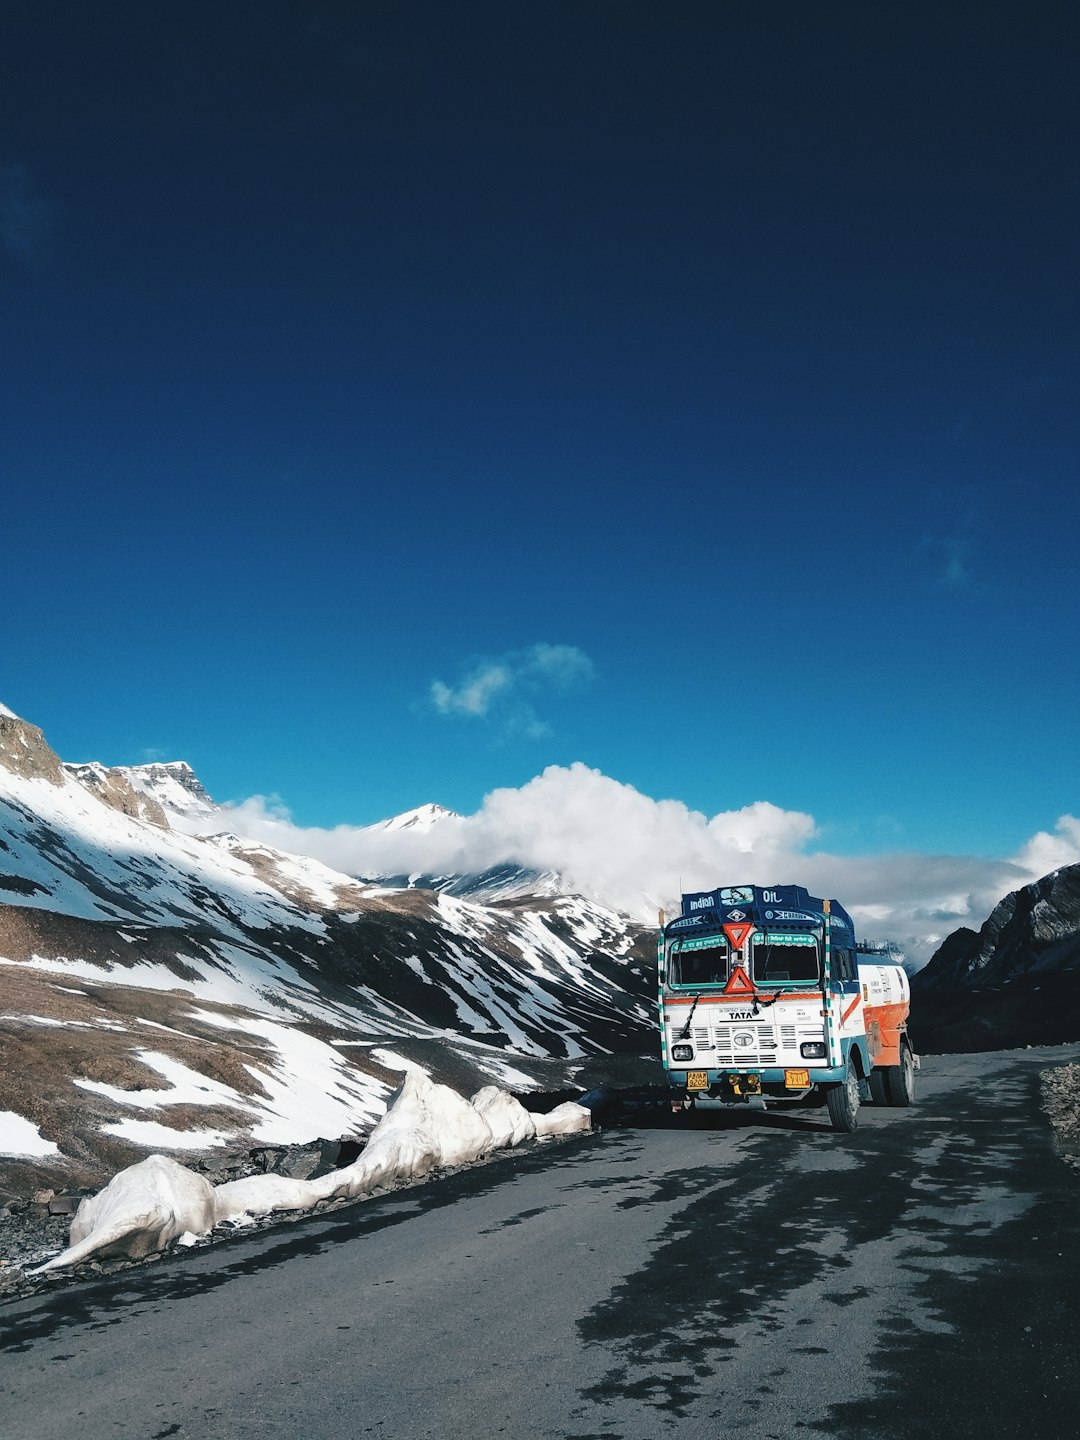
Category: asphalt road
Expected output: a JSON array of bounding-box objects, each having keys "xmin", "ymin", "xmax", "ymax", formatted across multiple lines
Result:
[{"xmin": 3, "ymin": 1045, "xmax": 1080, "ymax": 1440}]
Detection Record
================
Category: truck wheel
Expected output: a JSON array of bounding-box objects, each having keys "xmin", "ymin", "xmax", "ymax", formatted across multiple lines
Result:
[
  {"xmin": 884, "ymin": 1042, "xmax": 916, "ymax": 1107},
  {"xmin": 868, "ymin": 1069, "xmax": 888, "ymax": 1105},
  {"xmin": 826, "ymin": 1062, "xmax": 860, "ymax": 1133}
]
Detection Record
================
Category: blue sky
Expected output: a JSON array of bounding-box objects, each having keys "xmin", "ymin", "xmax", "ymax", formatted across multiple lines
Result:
[{"xmin": 2, "ymin": 1, "xmax": 1078, "ymax": 874}]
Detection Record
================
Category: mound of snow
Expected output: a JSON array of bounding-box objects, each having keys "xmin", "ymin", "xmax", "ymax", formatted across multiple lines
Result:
[
  {"xmin": 532, "ymin": 1101, "xmax": 592, "ymax": 1137},
  {"xmin": 215, "ymin": 1075, "xmax": 527, "ymax": 1222},
  {"xmin": 324, "ymin": 1069, "xmax": 496, "ymax": 1199},
  {"xmin": 34, "ymin": 1077, "xmax": 592, "ymax": 1259},
  {"xmin": 213, "ymin": 1173, "xmax": 322, "ymax": 1224},
  {"xmin": 470, "ymin": 1085, "xmax": 537, "ymax": 1147},
  {"xmin": 32, "ymin": 1154, "xmax": 216, "ymax": 1271}
]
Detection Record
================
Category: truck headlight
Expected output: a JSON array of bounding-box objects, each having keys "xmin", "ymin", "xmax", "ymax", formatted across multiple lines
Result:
[
  {"xmin": 671, "ymin": 1043, "xmax": 694, "ymax": 1061},
  {"xmin": 800, "ymin": 1042, "xmax": 827, "ymax": 1059}
]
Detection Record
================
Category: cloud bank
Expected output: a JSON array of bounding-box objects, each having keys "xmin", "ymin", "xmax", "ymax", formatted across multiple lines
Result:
[{"xmin": 189, "ymin": 765, "xmax": 1080, "ymax": 967}]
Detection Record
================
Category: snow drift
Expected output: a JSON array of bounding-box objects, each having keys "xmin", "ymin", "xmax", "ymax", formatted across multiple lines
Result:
[
  {"xmin": 531, "ymin": 1101, "xmax": 592, "ymax": 1137},
  {"xmin": 470, "ymin": 1085, "xmax": 537, "ymax": 1147},
  {"xmin": 33, "ymin": 1154, "xmax": 216, "ymax": 1271},
  {"xmin": 33, "ymin": 1075, "xmax": 590, "ymax": 1266}
]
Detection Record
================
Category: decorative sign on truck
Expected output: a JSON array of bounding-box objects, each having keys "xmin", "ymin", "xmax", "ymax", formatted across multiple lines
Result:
[{"xmin": 657, "ymin": 883, "xmax": 916, "ymax": 1133}]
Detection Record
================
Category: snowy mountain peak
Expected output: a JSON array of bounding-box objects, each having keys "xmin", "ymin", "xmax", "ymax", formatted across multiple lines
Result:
[
  {"xmin": 115, "ymin": 760, "xmax": 218, "ymax": 823},
  {"xmin": 62, "ymin": 762, "xmax": 171, "ymax": 829},
  {"xmin": 374, "ymin": 803, "xmax": 459, "ymax": 833}
]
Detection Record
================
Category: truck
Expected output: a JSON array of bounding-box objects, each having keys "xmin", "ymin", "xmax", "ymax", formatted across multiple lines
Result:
[{"xmin": 658, "ymin": 883, "xmax": 915, "ymax": 1132}]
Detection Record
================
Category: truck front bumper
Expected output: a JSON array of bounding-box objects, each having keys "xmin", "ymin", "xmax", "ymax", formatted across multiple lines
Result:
[{"xmin": 665, "ymin": 1064, "xmax": 849, "ymax": 1096}]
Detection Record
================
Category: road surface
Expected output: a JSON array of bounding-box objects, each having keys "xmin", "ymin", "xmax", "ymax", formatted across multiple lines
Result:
[{"xmin": 3, "ymin": 1045, "xmax": 1080, "ymax": 1439}]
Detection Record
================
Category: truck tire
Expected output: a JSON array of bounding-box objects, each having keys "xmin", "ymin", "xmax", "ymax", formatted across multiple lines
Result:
[
  {"xmin": 825, "ymin": 1062, "xmax": 860, "ymax": 1133},
  {"xmin": 884, "ymin": 1041, "xmax": 916, "ymax": 1107},
  {"xmin": 868, "ymin": 1069, "xmax": 888, "ymax": 1105}
]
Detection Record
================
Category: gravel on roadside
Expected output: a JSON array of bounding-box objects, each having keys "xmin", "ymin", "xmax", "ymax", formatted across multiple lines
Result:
[{"xmin": 1040, "ymin": 1062, "xmax": 1080, "ymax": 1173}]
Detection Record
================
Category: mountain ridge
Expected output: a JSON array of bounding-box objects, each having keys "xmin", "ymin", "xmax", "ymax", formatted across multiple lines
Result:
[{"xmin": 0, "ymin": 704, "xmax": 657, "ymax": 1199}]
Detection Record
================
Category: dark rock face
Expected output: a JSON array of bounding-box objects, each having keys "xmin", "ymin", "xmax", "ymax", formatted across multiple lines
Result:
[
  {"xmin": 914, "ymin": 865, "xmax": 1080, "ymax": 989},
  {"xmin": 910, "ymin": 865, "xmax": 1080, "ymax": 1053}
]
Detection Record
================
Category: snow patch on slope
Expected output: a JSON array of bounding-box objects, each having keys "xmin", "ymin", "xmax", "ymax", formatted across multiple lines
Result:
[{"xmin": 0, "ymin": 1111, "xmax": 60, "ymax": 1158}]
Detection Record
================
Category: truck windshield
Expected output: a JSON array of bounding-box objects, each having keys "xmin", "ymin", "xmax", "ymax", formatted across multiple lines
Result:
[
  {"xmin": 752, "ymin": 936, "xmax": 820, "ymax": 985},
  {"xmin": 668, "ymin": 938, "xmax": 729, "ymax": 988}
]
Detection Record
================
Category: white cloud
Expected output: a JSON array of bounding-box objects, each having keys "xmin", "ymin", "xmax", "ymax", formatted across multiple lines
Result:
[
  {"xmin": 202, "ymin": 766, "xmax": 1078, "ymax": 968},
  {"xmin": 430, "ymin": 643, "xmax": 594, "ymax": 738},
  {"xmin": 1011, "ymin": 814, "xmax": 1080, "ymax": 880}
]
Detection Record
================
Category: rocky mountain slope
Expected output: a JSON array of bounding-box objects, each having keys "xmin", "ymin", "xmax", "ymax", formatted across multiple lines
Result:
[
  {"xmin": 910, "ymin": 864, "xmax": 1080, "ymax": 1052},
  {"xmin": 0, "ymin": 707, "xmax": 657, "ymax": 1200}
]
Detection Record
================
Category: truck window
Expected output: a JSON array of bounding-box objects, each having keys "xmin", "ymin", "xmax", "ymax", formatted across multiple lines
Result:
[
  {"xmin": 752, "ymin": 940, "xmax": 820, "ymax": 985},
  {"xmin": 832, "ymin": 947, "xmax": 855, "ymax": 982},
  {"xmin": 669, "ymin": 941, "xmax": 728, "ymax": 987}
]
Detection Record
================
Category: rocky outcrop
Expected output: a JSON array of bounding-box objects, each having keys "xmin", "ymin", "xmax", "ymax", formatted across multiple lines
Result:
[
  {"xmin": 63, "ymin": 763, "xmax": 170, "ymax": 828},
  {"xmin": 0, "ymin": 709, "xmax": 64, "ymax": 785},
  {"xmin": 914, "ymin": 864, "xmax": 1080, "ymax": 988},
  {"xmin": 910, "ymin": 865, "xmax": 1080, "ymax": 1053},
  {"xmin": 116, "ymin": 761, "xmax": 216, "ymax": 822}
]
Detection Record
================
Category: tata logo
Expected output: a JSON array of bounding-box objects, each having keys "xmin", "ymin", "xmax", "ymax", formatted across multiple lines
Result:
[
  {"xmin": 726, "ymin": 1011, "xmax": 756, "ymax": 1022},
  {"xmin": 733, "ymin": 1031, "xmax": 755, "ymax": 1049}
]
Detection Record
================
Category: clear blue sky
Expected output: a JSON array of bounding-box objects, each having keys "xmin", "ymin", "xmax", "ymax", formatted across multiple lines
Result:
[{"xmin": 3, "ymin": 1, "xmax": 1077, "ymax": 860}]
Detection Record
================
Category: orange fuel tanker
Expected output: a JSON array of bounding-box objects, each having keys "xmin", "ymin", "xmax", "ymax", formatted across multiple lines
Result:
[{"xmin": 658, "ymin": 884, "xmax": 916, "ymax": 1132}]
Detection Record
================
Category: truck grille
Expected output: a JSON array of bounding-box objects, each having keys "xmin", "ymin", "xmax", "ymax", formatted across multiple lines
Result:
[
  {"xmin": 685, "ymin": 1020, "xmax": 822, "ymax": 1067},
  {"xmin": 709, "ymin": 1024, "xmax": 778, "ymax": 1067}
]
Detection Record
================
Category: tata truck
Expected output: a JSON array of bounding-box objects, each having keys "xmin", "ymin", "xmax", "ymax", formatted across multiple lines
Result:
[{"xmin": 658, "ymin": 884, "xmax": 915, "ymax": 1132}]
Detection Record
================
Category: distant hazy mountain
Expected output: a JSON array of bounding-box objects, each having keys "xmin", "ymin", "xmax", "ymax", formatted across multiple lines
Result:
[
  {"xmin": 0, "ymin": 704, "xmax": 656, "ymax": 1199},
  {"xmin": 910, "ymin": 864, "xmax": 1080, "ymax": 1052}
]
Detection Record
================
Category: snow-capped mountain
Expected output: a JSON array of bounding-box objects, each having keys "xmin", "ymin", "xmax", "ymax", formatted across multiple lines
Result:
[
  {"xmin": 368, "ymin": 802, "xmax": 459, "ymax": 834},
  {"xmin": 109, "ymin": 760, "xmax": 218, "ymax": 825},
  {"xmin": 0, "ymin": 706, "xmax": 657, "ymax": 1199},
  {"xmin": 119, "ymin": 757, "xmax": 568, "ymax": 909}
]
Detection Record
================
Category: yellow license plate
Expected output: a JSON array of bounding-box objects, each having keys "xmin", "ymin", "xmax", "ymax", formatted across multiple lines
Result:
[
  {"xmin": 785, "ymin": 1068, "xmax": 810, "ymax": 1088},
  {"xmin": 686, "ymin": 1071, "xmax": 709, "ymax": 1090}
]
